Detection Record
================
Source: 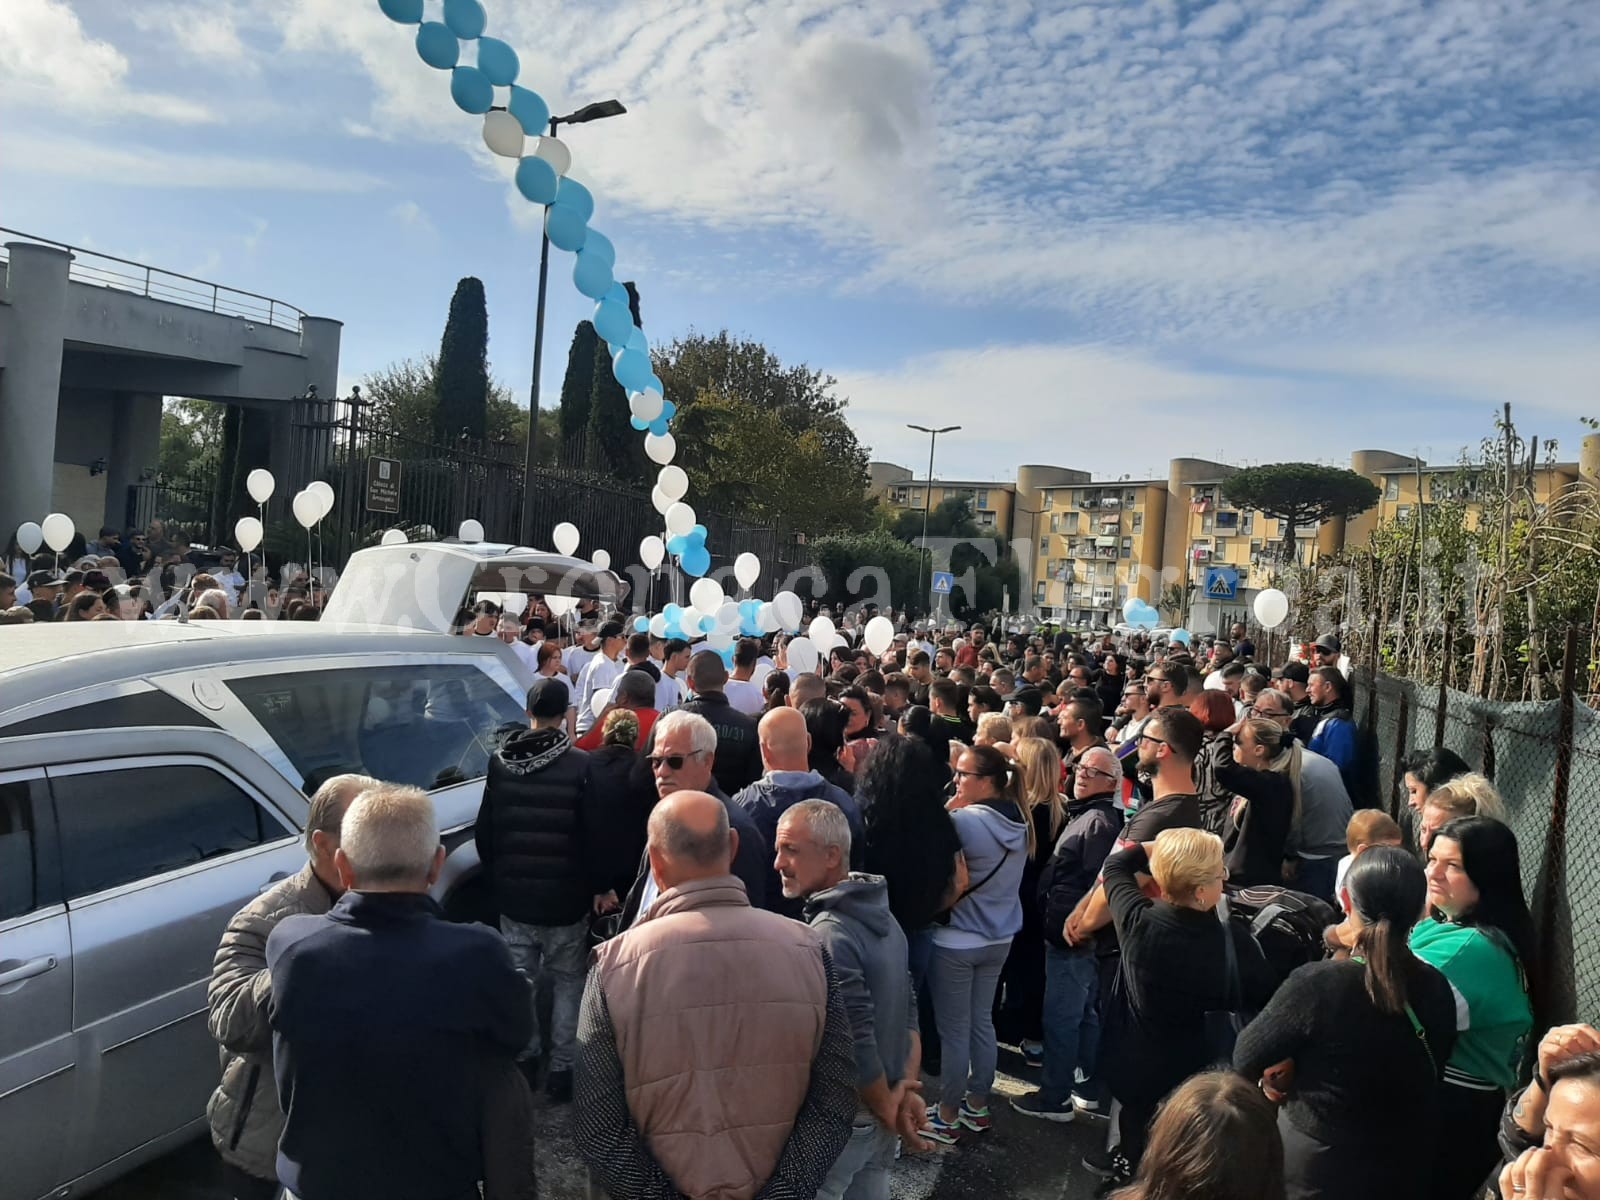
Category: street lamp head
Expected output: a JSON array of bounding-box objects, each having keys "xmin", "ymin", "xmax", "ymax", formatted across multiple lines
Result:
[
  {"xmin": 559, "ymin": 99, "xmax": 628, "ymax": 125},
  {"xmin": 907, "ymin": 423, "xmax": 961, "ymax": 435}
]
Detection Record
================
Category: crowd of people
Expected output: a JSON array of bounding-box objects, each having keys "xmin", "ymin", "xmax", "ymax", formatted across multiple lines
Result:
[{"xmin": 192, "ymin": 596, "xmax": 1575, "ymax": 1200}]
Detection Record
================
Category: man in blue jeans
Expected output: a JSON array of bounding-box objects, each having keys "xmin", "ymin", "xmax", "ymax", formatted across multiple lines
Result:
[{"xmin": 1012, "ymin": 745, "xmax": 1123, "ymax": 1122}]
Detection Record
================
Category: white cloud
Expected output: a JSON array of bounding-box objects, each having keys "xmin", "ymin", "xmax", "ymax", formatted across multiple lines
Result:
[
  {"xmin": 130, "ymin": 3, "xmax": 256, "ymax": 71},
  {"xmin": 0, "ymin": 0, "xmax": 217, "ymax": 123},
  {"xmin": 389, "ymin": 200, "xmax": 438, "ymax": 238},
  {"xmin": 5, "ymin": 132, "xmax": 387, "ymax": 192}
]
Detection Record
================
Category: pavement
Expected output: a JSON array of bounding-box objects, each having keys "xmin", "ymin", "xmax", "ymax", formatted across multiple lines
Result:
[{"xmin": 93, "ymin": 1044, "xmax": 1110, "ymax": 1200}]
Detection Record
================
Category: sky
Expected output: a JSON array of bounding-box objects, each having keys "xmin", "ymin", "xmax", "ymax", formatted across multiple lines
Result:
[{"xmin": 3, "ymin": 0, "xmax": 1598, "ymax": 484}]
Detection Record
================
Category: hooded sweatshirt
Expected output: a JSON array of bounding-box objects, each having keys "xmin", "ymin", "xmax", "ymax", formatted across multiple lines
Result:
[
  {"xmin": 934, "ymin": 799, "xmax": 1029, "ymax": 950},
  {"xmin": 804, "ymin": 874, "xmax": 916, "ymax": 1111}
]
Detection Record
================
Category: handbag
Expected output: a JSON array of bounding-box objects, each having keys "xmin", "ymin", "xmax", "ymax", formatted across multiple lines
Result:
[{"xmin": 1205, "ymin": 895, "xmax": 1247, "ymax": 1065}]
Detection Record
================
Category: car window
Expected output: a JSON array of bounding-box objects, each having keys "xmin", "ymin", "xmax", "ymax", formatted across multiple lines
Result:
[
  {"xmin": 52, "ymin": 764, "xmax": 290, "ymax": 900},
  {"xmin": 0, "ymin": 779, "xmax": 51, "ymax": 920},
  {"xmin": 0, "ymin": 690, "xmax": 216, "ymax": 738},
  {"xmin": 228, "ymin": 665, "xmax": 526, "ymax": 795}
]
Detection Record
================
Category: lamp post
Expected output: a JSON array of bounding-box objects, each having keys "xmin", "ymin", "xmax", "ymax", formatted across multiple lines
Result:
[
  {"xmin": 519, "ymin": 99, "xmax": 628, "ymax": 547},
  {"xmin": 907, "ymin": 423, "xmax": 959, "ymax": 618}
]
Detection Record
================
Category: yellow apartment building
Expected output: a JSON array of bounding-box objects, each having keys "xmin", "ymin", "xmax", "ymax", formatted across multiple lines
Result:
[{"xmin": 1032, "ymin": 479, "xmax": 1168, "ymax": 626}]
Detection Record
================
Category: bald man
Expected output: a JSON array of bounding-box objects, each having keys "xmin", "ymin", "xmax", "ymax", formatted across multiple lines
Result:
[
  {"xmin": 732, "ymin": 708, "xmax": 866, "ymax": 918},
  {"xmin": 1014, "ymin": 744, "xmax": 1124, "ymax": 1122},
  {"xmin": 575, "ymin": 791, "xmax": 856, "ymax": 1200}
]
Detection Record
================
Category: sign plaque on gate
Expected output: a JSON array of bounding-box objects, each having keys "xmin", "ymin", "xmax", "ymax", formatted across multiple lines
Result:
[{"xmin": 366, "ymin": 456, "xmax": 402, "ymax": 514}]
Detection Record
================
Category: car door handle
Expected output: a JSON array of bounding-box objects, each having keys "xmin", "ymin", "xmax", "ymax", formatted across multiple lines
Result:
[
  {"xmin": 258, "ymin": 871, "xmax": 290, "ymax": 894},
  {"xmin": 0, "ymin": 956, "xmax": 58, "ymax": 988}
]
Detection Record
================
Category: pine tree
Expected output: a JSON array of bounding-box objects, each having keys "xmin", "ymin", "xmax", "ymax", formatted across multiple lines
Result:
[
  {"xmin": 432, "ymin": 277, "xmax": 489, "ymax": 445},
  {"xmin": 587, "ymin": 282, "xmax": 649, "ymax": 484}
]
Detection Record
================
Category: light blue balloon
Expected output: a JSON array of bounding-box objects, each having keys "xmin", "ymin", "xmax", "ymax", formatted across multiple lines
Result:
[
  {"xmin": 661, "ymin": 399, "xmax": 677, "ymax": 422},
  {"xmin": 646, "ymin": 374, "xmax": 665, "ymax": 395},
  {"xmin": 720, "ymin": 647, "xmax": 736, "ymax": 669},
  {"xmin": 476, "ymin": 36, "xmax": 519, "ymax": 85},
  {"xmin": 545, "ymin": 204, "xmax": 588, "ymax": 252},
  {"xmin": 1170, "ymin": 628, "xmax": 1192, "ymax": 646},
  {"xmin": 573, "ymin": 250, "xmax": 614, "ymax": 300},
  {"xmin": 379, "ymin": 0, "xmax": 424, "ymax": 24},
  {"xmin": 583, "ymin": 231, "xmax": 615, "ymax": 269},
  {"xmin": 630, "ymin": 415, "xmax": 650, "ymax": 431},
  {"xmin": 666, "ymin": 537, "xmax": 688, "ymax": 557},
  {"xmin": 508, "ymin": 86, "xmax": 550, "ymax": 137},
  {"xmin": 626, "ymin": 326, "xmax": 648, "ymax": 354},
  {"xmin": 648, "ymin": 415, "xmax": 669, "ymax": 437},
  {"xmin": 613, "ymin": 347, "xmax": 652, "ymax": 393},
  {"xmin": 554, "ymin": 178, "xmax": 595, "ymax": 222},
  {"xmin": 633, "ymin": 616, "xmax": 650, "ymax": 634},
  {"xmin": 691, "ymin": 524, "xmax": 707, "ymax": 541},
  {"xmin": 514, "ymin": 156, "xmax": 559, "ymax": 204},
  {"xmin": 443, "ymin": 0, "xmax": 487, "ymax": 40},
  {"xmin": 682, "ymin": 546, "xmax": 711, "ymax": 577},
  {"xmin": 603, "ymin": 282, "xmax": 629, "ymax": 307},
  {"xmin": 663, "ymin": 604, "xmax": 683, "ymax": 621},
  {"xmin": 415, "ymin": 22, "xmax": 459, "ymax": 69},
  {"xmin": 592, "ymin": 299, "xmax": 632, "ymax": 346},
  {"xmin": 449, "ymin": 66, "xmax": 494, "ymax": 114},
  {"xmin": 699, "ymin": 615, "xmax": 716, "ymax": 635}
]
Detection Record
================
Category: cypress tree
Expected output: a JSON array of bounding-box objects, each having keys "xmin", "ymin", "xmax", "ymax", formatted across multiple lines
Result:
[
  {"xmin": 588, "ymin": 282, "xmax": 649, "ymax": 484},
  {"xmin": 432, "ymin": 277, "xmax": 489, "ymax": 445},
  {"xmin": 558, "ymin": 321, "xmax": 599, "ymax": 462}
]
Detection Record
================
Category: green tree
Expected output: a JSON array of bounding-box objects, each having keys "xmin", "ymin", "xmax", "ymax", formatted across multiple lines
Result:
[
  {"xmin": 432, "ymin": 276, "xmax": 489, "ymax": 444},
  {"xmin": 1223, "ymin": 462, "xmax": 1381, "ymax": 560},
  {"xmin": 557, "ymin": 321, "xmax": 598, "ymax": 457},
  {"xmin": 811, "ymin": 530, "xmax": 924, "ymax": 611},
  {"xmin": 361, "ymin": 355, "xmax": 532, "ymax": 458},
  {"xmin": 159, "ymin": 397, "xmax": 223, "ymax": 489},
  {"xmin": 588, "ymin": 282, "xmax": 650, "ymax": 483}
]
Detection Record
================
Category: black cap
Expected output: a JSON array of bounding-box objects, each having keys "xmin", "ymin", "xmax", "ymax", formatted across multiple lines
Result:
[
  {"xmin": 1314, "ymin": 634, "xmax": 1342, "ymax": 653},
  {"xmin": 1278, "ymin": 661, "xmax": 1310, "ymax": 685},
  {"xmin": 25, "ymin": 571, "xmax": 66, "ymax": 589},
  {"xmin": 526, "ymin": 677, "xmax": 571, "ymax": 718},
  {"xmin": 598, "ymin": 620, "xmax": 625, "ymax": 641}
]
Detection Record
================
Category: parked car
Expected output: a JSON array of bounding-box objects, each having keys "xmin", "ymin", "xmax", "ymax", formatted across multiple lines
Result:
[{"xmin": 0, "ymin": 619, "xmax": 536, "ymax": 1200}]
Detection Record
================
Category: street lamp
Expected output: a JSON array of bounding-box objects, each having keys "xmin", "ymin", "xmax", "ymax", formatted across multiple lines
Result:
[
  {"xmin": 520, "ymin": 98, "xmax": 628, "ymax": 546},
  {"xmin": 907, "ymin": 423, "xmax": 959, "ymax": 617}
]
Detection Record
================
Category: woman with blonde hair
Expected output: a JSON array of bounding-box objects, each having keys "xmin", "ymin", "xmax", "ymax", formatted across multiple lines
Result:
[
  {"xmin": 1209, "ymin": 716, "xmax": 1303, "ymax": 887},
  {"xmin": 1090, "ymin": 827, "xmax": 1278, "ymax": 1187},
  {"xmin": 974, "ymin": 712, "xmax": 1013, "ymax": 748},
  {"xmin": 1417, "ymin": 772, "xmax": 1504, "ymax": 850},
  {"xmin": 1000, "ymin": 737, "xmax": 1068, "ymax": 1066}
]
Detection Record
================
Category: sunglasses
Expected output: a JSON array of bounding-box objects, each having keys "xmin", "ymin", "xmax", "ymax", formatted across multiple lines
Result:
[{"xmin": 648, "ymin": 751, "xmax": 705, "ymax": 770}]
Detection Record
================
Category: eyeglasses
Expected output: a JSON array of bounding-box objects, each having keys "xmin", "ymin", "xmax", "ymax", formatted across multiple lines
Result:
[
  {"xmin": 1146, "ymin": 674, "xmax": 1168, "ymax": 685},
  {"xmin": 1136, "ymin": 732, "xmax": 1168, "ymax": 747},
  {"xmin": 648, "ymin": 750, "xmax": 706, "ymax": 770},
  {"xmin": 952, "ymin": 768, "xmax": 999, "ymax": 781},
  {"xmin": 1075, "ymin": 764, "xmax": 1119, "ymax": 780}
]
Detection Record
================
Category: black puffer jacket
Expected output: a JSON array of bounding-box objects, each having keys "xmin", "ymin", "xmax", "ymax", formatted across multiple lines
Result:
[
  {"xmin": 475, "ymin": 727, "xmax": 595, "ymax": 926},
  {"xmin": 674, "ymin": 691, "xmax": 762, "ymax": 795}
]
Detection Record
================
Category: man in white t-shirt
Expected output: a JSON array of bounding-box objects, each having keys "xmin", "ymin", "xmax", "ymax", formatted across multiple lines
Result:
[
  {"xmin": 721, "ymin": 638, "xmax": 767, "ymax": 716},
  {"xmin": 563, "ymin": 623, "xmax": 600, "ymax": 682},
  {"xmin": 497, "ymin": 613, "xmax": 539, "ymax": 675},
  {"xmin": 575, "ymin": 621, "xmax": 627, "ymax": 735},
  {"xmin": 656, "ymin": 637, "xmax": 691, "ymax": 713}
]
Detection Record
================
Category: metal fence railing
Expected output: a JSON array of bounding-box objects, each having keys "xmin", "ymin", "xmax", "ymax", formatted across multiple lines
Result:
[{"xmin": 0, "ymin": 228, "xmax": 306, "ymax": 333}]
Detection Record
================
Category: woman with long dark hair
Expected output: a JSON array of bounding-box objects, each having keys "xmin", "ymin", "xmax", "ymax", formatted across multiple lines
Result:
[
  {"xmin": 761, "ymin": 669, "xmax": 791, "ymax": 715},
  {"xmin": 1110, "ymin": 1071, "xmax": 1285, "ymax": 1200},
  {"xmin": 1235, "ymin": 847, "xmax": 1457, "ymax": 1199},
  {"xmin": 799, "ymin": 698, "xmax": 855, "ymax": 794},
  {"xmin": 1412, "ymin": 817, "xmax": 1537, "ymax": 1200}
]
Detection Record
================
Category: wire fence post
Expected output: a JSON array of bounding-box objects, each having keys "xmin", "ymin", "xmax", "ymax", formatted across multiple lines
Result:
[
  {"xmin": 1539, "ymin": 624, "xmax": 1580, "ymax": 1021},
  {"xmin": 1434, "ymin": 611, "xmax": 1454, "ymax": 749}
]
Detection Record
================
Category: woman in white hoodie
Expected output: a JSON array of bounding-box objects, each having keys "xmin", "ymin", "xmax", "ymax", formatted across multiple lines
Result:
[{"xmin": 925, "ymin": 744, "xmax": 1030, "ymax": 1144}]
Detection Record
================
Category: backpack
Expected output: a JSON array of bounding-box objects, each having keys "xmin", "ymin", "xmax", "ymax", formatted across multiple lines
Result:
[{"xmin": 1222, "ymin": 884, "xmax": 1338, "ymax": 983}]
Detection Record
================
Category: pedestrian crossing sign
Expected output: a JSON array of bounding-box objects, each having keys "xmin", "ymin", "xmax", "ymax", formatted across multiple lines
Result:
[
  {"xmin": 931, "ymin": 572, "xmax": 955, "ymax": 596},
  {"xmin": 1205, "ymin": 567, "xmax": 1239, "ymax": 599}
]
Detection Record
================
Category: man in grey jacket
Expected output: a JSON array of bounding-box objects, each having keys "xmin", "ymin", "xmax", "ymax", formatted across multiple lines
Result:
[
  {"xmin": 206, "ymin": 773, "xmax": 376, "ymax": 1199},
  {"xmin": 776, "ymin": 799, "xmax": 929, "ymax": 1200}
]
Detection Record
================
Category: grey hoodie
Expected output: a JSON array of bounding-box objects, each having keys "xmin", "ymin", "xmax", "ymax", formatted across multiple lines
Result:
[
  {"xmin": 937, "ymin": 799, "xmax": 1030, "ymax": 948},
  {"xmin": 804, "ymin": 874, "xmax": 917, "ymax": 1106}
]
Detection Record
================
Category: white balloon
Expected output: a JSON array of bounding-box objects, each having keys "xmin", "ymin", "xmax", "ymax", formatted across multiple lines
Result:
[
  {"xmin": 651, "ymin": 486, "xmax": 674, "ymax": 516},
  {"xmin": 863, "ymin": 615, "xmax": 895, "ymax": 656},
  {"xmin": 786, "ymin": 636, "xmax": 819, "ymax": 675},
  {"xmin": 680, "ymin": 606, "xmax": 705, "ymax": 636},
  {"xmin": 690, "ymin": 577, "xmax": 725, "ymax": 614},
  {"xmin": 657, "ymin": 465, "xmax": 689, "ymax": 501},
  {"xmin": 482, "ymin": 109, "xmax": 525, "ymax": 158},
  {"xmin": 665, "ymin": 502, "xmax": 696, "ymax": 538},
  {"xmin": 590, "ymin": 688, "xmax": 613, "ymax": 719},
  {"xmin": 15, "ymin": 521, "xmax": 43, "ymax": 555},
  {"xmin": 1253, "ymin": 587, "xmax": 1290, "ymax": 631},
  {"xmin": 591, "ymin": 549, "xmax": 611, "ymax": 571},
  {"xmin": 644, "ymin": 432, "xmax": 676, "ymax": 466},
  {"xmin": 246, "ymin": 469, "xmax": 275, "ymax": 505},
  {"xmin": 649, "ymin": 613, "xmax": 669, "ymax": 638},
  {"xmin": 381, "ymin": 528, "xmax": 408, "ymax": 546},
  {"xmin": 830, "ymin": 634, "xmax": 851, "ymax": 652},
  {"xmin": 757, "ymin": 602, "xmax": 780, "ymax": 633},
  {"xmin": 292, "ymin": 491, "xmax": 322, "ymax": 530},
  {"xmin": 630, "ymin": 391, "xmax": 665, "ymax": 423},
  {"xmin": 307, "ymin": 481, "xmax": 335, "ymax": 520},
  {"xmin": 733, "ymin": 552, "xmax": 761, "ymax": 591},
  {"xmin": 533, "ymin": 136, "xmax": 572, "ymax": 177},
  {"xmin": 459, "ymin": 518, "xmax": 486, "ymax": 542},
  {"xmin": 809, "ymin": 615, "xmax": 836, "ymax": 647},
  {"xmin": 715, "ymin": 601, "xmax": 741, "ymax": 635},
  {"xmin": 772, "ymin": 590, "xmax": 804, "ymax": 633},
  {"xmin": 41, "ymin": 512, "xmax": 75, "ymax": 552},
  {"xmin": 552, "ymin": 522, "xmax": 581, "ymax": 556},
  {"xmin": 639, "ymin": 535, "xmax": 665, "ymax": 570},
  {"xmin": 546, "ymin": 594, "xmax": 577, "ymax": 616},
  {"xmin": 234, "ymin": 516, "xmax": 263, "ymax": 553},
  {"xmin": 706, "ymin": 630, "xmax": 734, "ymax": 651}
]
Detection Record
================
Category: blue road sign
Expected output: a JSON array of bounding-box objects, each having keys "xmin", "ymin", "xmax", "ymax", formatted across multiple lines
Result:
[
  {"xmin": 931, "ymin": 571, "xmax": 955, "ymax": 595},
  {"xmin": 1204, "ymin": 567, "xmax": 1239, "ymax": 600}
]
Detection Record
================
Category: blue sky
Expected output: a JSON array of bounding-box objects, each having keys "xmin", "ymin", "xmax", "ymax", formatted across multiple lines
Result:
[{"xmin": 4, "ymin": 0, "xmax": 1598, "ymax": 482}]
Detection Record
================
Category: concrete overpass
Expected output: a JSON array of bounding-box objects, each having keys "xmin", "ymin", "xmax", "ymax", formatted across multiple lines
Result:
[{"xmin": 0, "ymin": 231, "xmax": 341, "ymax": 544}]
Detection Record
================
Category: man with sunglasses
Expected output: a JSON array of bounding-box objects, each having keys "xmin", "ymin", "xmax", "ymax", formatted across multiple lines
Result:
[{"xmin": 1015, "ymin": 746, "xmax": 1124, "ymax": 1124}]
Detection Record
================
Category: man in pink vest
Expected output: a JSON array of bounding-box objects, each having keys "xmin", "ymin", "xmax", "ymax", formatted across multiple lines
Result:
[{"xmin": 574, "ymin": 790, "xmax": 855, "ymax": 1200}]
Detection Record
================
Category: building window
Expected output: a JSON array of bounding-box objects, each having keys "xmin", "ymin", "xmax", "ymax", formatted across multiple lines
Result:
[
  {"xmin": 1132, "ymin": 512, "xmax": 1143, "ymax": 533},
  {"xmin": 978, "ymin": 511, "xmax": 996, "ymax": 527},
  {"xmin": 1121, "ymin": 537, "xmax": 1133, "ymax": 559},
  {"xmin": 1397, "ymin": 504, "xmax": 1413, "ymax": 521},
  {"xmin": 1043, "ymin": 492, "xmax": 1054, "ymax": 510},
  {"xmin": 1040, "ymin": 537, "xmax": 1049, "ymax": 554},
  {"xmin": 1034, "ymin": 583, "xmax": 1047, "ymax": 604},
  {"xmin": 1385, "ymin": 478, "xmax": 1400, "ymax": 501},
  {"xmin": 1215, "ymin": 539, "xmax": 1228, "ymax": 558},
  {"xmin": 1241, "ymin": 513, "xmax": 1254, "ymax": 535},
  {"xmin": 976, "ymin": 489, "xmax": 989, "ymax": 510},
  {"xmin": 911, "ymin": 488, "xmax": 924, "ymax": 505},
  {"xmin": 1215, "ymin": 511, "xmax": 1238, "ymax": 530},
  {"xmin": 1202, "ymin": 513, "xmax": 1214, "ymax": 533}
]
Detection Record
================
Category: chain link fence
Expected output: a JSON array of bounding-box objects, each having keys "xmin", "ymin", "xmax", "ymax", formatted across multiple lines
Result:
[{"xmin": 1350, "ymin": 625, "xmax": 1596, "ymax": 1024}]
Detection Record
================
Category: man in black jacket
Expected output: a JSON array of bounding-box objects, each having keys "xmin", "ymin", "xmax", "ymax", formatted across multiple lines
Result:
[
  {"xmin": 475, "ymin": 676, "xmax": 600, "ymax": 1103},
  {"xmin": 673, "ymin": 650, "xmax": 762, "ymax": 795},
  {"xmin": 1013, "ymin": 745, "xmax": 1123, "ymax": 1123},
  {"xmin": 268, "ymin": 784, "xmax": 531, "ymax": 1200}
]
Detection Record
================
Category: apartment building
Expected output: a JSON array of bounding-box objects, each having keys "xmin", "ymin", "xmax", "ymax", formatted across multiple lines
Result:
[{"xmin": 1033, "ymin": 479, "xmax": 1168, "ymax": 627}]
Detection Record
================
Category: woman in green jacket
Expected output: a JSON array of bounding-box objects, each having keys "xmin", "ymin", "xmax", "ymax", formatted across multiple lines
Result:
[{"xmin": 1411, "ymin": 816, "xmax": 1537, "ymax": 1200}]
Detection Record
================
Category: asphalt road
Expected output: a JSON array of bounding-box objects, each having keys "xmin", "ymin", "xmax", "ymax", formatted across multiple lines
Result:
[{"xmin": 93, "ymin": 1044, "xmax": 1110, "ymax": 1200}]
